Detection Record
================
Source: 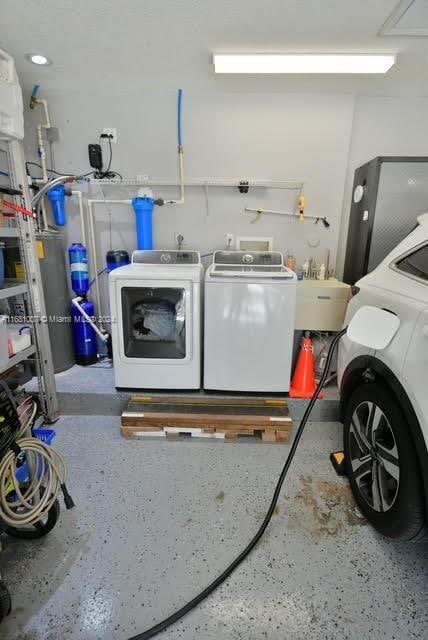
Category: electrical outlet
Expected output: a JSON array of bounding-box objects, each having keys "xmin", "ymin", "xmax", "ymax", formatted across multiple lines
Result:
[
  {"xmin": 225, "ymin": 233, "xmax": 234, "ymax": 248},
  {"xmin": 102, "ymin": 128, "xmax": 117, "ymax": 143}
]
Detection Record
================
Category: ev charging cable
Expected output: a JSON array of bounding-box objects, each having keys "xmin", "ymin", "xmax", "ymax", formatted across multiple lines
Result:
[{"xmin": 128, "ymin": 328, "xmax": 347, "ymax": 640}]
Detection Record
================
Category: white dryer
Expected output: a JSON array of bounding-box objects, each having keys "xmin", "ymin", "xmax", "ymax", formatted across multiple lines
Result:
[
  {"xmin": 204, "ymin": 251, "xmax": 297, "ymax": 392},
  {"xmin": 109, "ymin": 250, "xmax": 203, "ymax": 389}
]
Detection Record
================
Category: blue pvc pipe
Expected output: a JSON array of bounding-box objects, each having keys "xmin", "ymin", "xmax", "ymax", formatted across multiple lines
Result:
[
  {"xmin": 132, "ymin": 197, "xmax": 154, "ymax": 249},
  {"xmin": 177, "ymin": 88, "xmax": 183, "ymax": 147}
]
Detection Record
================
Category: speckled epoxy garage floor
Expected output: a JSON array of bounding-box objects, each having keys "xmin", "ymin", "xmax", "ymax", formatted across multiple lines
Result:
[{"xmin": 1, "ymin": 417, "xmax": 428, "ymax": 640}]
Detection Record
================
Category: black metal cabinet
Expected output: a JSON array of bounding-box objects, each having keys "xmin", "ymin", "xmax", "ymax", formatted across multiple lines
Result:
[{"xmin": 343, "ymin": 156, "xmax": 428, "ymax": 284}]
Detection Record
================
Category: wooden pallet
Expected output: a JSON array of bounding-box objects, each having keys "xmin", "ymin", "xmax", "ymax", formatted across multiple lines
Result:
[{"xmin": 121, "ymin": 395, "xmax": 293, "ymax": 443}]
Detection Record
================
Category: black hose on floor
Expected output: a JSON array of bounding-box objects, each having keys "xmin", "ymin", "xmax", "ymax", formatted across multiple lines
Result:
[{"xmin": 128, "ymin": 328, "xmax": 347, "ymax": 640}]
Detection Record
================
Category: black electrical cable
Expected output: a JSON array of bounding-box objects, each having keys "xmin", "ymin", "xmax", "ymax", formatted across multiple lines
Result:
[
  {"xmin": 25, "ymin": 161, "xmax": 96, "ymax": 178},
  {"xmin": 0, "ymin": 381, "xmax": 21, "ymax": 459},
  {"xmin": 26, "ymin": 161, "xmax": 122, "ymax": 181},
  {"xmin": 96, "ymin": 136, "xmax": 123, "ymax": 180},
  {"xmin": 105, "ymin": 136, "xmax": 113, "ymax": 176},
  {"xmin": 128, "ymin": 328, "xmax": 347, "ymax": 640}
]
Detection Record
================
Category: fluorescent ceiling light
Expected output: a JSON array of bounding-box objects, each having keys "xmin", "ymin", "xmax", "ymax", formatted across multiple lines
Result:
[
  {"xmin": 25, "ymin": 53, "xmax": 52, "ymax": 66},
  {"xmin": 213, "ymin": 54, "xmax": 396, "ymax": 74}
]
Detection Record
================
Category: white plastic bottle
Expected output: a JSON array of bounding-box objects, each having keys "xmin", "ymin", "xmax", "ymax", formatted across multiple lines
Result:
[
  {"xmin": 302, "ymin": 258, "xmax": 309, "ymax": 278},
  {"xmin": 319, "ymin": 263, "xmax": 326, "ymax": 280}
]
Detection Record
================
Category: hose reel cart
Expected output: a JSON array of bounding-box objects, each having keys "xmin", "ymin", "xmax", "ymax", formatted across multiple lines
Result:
[{"xmin": 0, "ymin": 381, "xmax": 74, "ymax": 624}]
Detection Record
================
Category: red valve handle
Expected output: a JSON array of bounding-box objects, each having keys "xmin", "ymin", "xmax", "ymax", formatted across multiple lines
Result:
[{"xmin": 0, "ymin": 199, "xmax": 35, "ymax": 219}]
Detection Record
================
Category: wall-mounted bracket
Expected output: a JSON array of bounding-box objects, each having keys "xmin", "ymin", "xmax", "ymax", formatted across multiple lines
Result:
[{"xmin": 238, "ymin": 180, "xmax": 249, "ymax": 194}]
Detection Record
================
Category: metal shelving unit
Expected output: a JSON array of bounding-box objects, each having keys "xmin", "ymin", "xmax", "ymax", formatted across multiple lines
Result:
[
  {"xmin": 0, "ymin": 139, "xmax": 58, "ymax": 421},
  {"xmin": 0, "ymin": 227, "xmax": 18, "ymax": 238},
  {"xmin": 0, "ymin": 345, "xmax": 36, "ymax": 376},
  {"xmin": 0, "ymin": 281, "xmax": 27, "ymax": 300}
]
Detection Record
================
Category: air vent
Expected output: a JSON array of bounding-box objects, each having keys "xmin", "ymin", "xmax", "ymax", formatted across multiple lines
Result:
[{"xmin": 380, "ymin": 0, "xmax": 428, "ymax": 36}]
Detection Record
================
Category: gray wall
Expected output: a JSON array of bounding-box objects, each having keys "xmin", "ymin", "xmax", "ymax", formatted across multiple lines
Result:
[
  {"xmin": 24, "ymin": 86, "xmax": 428, "ymax": 315},
  {"xmin": 23, "ymin": 88, "xmax": 354, "ymax": 315}
]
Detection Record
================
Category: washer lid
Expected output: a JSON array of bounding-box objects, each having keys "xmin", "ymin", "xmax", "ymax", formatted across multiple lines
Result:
[
  {"xmin": 210, "ymin": 251, "xmax": 294, "ymax": 279},
  {"xmin": 132, "ymin": 250, "xmax": 201, "ymax": 265}
]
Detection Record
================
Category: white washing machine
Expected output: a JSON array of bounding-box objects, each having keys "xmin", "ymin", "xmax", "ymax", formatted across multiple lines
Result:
[
  {"xmin": 109, "ymin": 250, "xmax": 203, "ymax": 389},
  {"xmin": 204, "ymin": 251, "xmax": 297, "ymax": 392}
]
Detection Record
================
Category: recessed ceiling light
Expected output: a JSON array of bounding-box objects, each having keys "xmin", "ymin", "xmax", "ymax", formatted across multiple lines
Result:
[
  {"xmin": 213, "ymin": 54, "xmax": 396, "ymax": 74},
  {"xmin": 25, "ymin": 53, "xmax": 52, "ymax": 66}
]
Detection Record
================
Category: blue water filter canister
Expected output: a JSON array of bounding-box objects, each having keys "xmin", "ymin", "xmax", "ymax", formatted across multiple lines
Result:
[
  {"xmin": 71, "ymin": 298, "xmax": 98, "ymax": 366},
  {"xmin": 47, "ymin": 184, "xmax": 67, "ymax": 226},
  {"xmin": 131, "ymin": 197, "xmax": 154, "ymax": 250},
  {"xmin": 69, "ymin": 243, "xmax": 89, "ymax": 295},
  {"xmin": 106, "ymin": 250, "xmax": 130, "ymax": 272}
]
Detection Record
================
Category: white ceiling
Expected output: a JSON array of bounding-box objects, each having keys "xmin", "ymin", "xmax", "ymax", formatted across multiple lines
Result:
[
  {"xmin": 2, "ymin": 0, "xmax": 428, "ymax": 95},
  {"xmin": 380, "ymin": 0, "xmax": 428, "ymax": 35}
]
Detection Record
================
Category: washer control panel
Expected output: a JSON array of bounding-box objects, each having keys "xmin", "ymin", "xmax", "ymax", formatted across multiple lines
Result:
[{"xmin": 214, "ymin": 251, "xmax": 283, "ymax": 266}]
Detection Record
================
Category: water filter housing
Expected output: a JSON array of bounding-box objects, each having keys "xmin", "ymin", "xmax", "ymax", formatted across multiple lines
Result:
[
  {"xmin": 132, "ymin": 197, "xmax": 154, "ymax": 250},
  {"xmin": 48, "ymin": 184, "xmax": 67, "ymax": 226},
  {"xmin": 71, "ymin": 297, "xmax": 98, "ymax": 365},
  {"xmin": 69, "ymin": 243, "xmax": 89, "ymax": 295}
]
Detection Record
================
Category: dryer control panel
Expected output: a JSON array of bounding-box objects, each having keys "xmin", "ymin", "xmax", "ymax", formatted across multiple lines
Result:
[{"xmin": 132, "ymin": 250, "xmax": 201, "ymax": 264}]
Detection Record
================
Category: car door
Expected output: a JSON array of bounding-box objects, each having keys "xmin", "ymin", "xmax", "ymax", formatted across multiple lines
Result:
[{"xmin": 397, "ymin": 244, "xmax": 428, "ymax": 448}]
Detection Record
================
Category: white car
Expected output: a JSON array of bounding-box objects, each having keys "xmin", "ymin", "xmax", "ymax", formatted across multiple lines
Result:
[{"xmin": 338, "ymin": 213, "xmax": 428, "ymax": 541}]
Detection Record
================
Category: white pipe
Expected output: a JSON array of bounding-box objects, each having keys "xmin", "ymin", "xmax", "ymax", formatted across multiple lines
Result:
[
  {"xmin": 87, "ymin": 198, "xmax": 132, "ymax": 327},
  {"xmin": 71, "ymin": 190, "xmax": 86, "ymax": 246},
  {"xmin": 71, "ymin": 297, "xmax": 108, "ymax": 342},
  {"xmin": 164, "ymin": 149, "xmax": 185, "ymax": 205},
  {"xmin": 37, "ymin": 98, "xmax": 51, "ymax": 129},
  {"xmin": 40, "ymin": 199, "xmax": 49, "ymax": 232},
  {"xmin": 89, "ymin": 177, "xmax": 304, "ymax": 190},
  {"xmin": 179, "ymin": 150, "xmax": 184, "ymax": 202},
  {"xmin": 89, "ymin": 199, "xmax": 132, "ymax": 205},
  {"xmin": 34, "ymin": 98, "xmax": 51, "ymax": 183},
  {"xmin": 36, "ymin": 125, "xmax": 48, "ymax": 182},
  {"xmin": 33, "ymin": 96, "xmax": 53, "ymax": 231},
  {"xmin": 87, "ymin": 200, "xmax": 103, "ymax": 326}
]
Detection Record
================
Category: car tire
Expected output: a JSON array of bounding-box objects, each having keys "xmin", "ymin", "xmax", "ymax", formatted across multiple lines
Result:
[{"xmin": 343, "ymin": 382, "xmax": 426, "ymax": 541}]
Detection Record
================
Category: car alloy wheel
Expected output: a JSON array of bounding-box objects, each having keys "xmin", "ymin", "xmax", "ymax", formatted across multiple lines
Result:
[{"xmin": 348, "ymin": 400, "xmax": 400, "ymax": 513}]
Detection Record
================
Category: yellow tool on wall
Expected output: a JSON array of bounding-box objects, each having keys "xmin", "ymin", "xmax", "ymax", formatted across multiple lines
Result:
[
  {"xmin": 245, "ymin": 195, "xmax": 330, "ymax": 228},
  {"xmin": 298, "ymin": 195, "xmax": 306, "ymax": 221}
]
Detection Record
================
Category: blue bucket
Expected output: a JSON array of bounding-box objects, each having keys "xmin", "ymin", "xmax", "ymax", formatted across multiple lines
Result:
[{"xmin": 14, "ymin": 428, "xmax": 57, "ymax": 484}]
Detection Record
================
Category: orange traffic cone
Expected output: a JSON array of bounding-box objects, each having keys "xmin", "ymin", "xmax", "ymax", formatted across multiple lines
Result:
[{"xmin": 289, "ymin": 335, "xmax": 324, "ymax": 399}]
